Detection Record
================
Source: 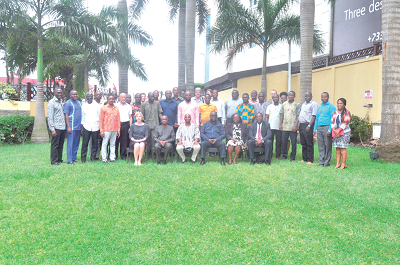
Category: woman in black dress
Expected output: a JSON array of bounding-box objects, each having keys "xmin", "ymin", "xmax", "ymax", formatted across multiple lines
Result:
[{"xmin": 129, "ymin": 112, "xmax": 149, "ymax": 166}]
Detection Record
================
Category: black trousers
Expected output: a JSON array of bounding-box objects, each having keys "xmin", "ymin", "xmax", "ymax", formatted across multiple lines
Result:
[
  {"xmin": 155, "ymin": 142, "xmax": 173, "ymax": 162},
  {"xmin": 299, "ymin": 123, "xmax": 314, "ymax": 162},
  {"xmin": 50, "ymin": 129, "xmax": 66, "ymax": 164},
  {"xmin": 200, "ymin": 140, "xmax": 226, "ymax": 159},
  {"xmin": 247, "ymin": 139, "xmax": 273, "ymax": 162},
  {"xmin": 115, "ymin": 121, "xmax": 130, "ymax": 159},
  {"xmin": 81, "ymin": 128, "xmax": 99, "ymax": 162},
  {"xmin": 282, "ymin": 131, "xmax": 297, "ymax": 160},
  {"xmin": 271, "ymin": 129, "xmax": 282, "ymax": 158}
]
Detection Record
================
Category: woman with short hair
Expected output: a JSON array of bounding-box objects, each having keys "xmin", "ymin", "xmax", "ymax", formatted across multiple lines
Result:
[
  {"xmin": 225, "ymin": 113, "xmax": 248, "ymax": 164},
  {"xmin": 129, "ymin": 112, "xmax": 148, "ymax": 166},
  {"xmin": 331, "ymin": 98, "xmax": 351, "ymax": 169}
]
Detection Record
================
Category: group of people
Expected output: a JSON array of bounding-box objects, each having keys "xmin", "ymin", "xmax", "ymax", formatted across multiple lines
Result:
[{"xmin": 47, "ymin": 86, "xmax": 351, "ymax": 169}]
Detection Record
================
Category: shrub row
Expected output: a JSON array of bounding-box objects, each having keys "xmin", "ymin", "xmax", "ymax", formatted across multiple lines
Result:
[{"xmin": 0, "ymin": 115, "xmax": 35, "ymax": 144}]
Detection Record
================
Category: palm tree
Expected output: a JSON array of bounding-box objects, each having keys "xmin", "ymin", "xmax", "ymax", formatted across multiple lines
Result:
[
  {"xmin": 209, "ymin": 0, "xmax": 323, "ymax": 95},
  {"xmin": 12, "ymin": 0, "xmax": 120, "ymax": 143},
  {"xmin": 115, "ymin": 0, "xmax": 151, "ymax": 94},
  {"xmin": 185, "ymin": 0, "xmax": 196, "ymax": 94},
  {"xmin": 376, "ymin": 0, "xmax": 400, "ymax": 162},
  {"xmin": 166, "ymin": 0, "xmax": 208, "ymax": 93},
  {"xmin": 117, "ymin": 0, "xmax": 129, "ymax": 94},
  {"xmin": 299, "ymin": 0, "xmax": 334, "ymax": 100}
]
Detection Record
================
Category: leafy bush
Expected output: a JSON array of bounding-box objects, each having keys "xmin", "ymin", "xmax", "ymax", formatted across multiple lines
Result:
[
  {"xmin": 0, "ymin": 115, "xmax": 35, "ymax": 145},
  {"xmin": 350, "ymin": 115, "xmax": 372, "ymax": 143},
  {"xmin": 0, "ymin": 82, "xmax": 18, "ymax": 103}
]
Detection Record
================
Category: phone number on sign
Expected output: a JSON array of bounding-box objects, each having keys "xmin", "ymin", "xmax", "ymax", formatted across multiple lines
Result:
[{"xmin": 368, "ymin": 31, "xmax": 382, "ymax": 42}]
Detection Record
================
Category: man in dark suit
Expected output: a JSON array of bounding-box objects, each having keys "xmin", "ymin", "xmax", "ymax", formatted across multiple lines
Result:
[{"xmin": 247, "ymin": 112, "xmax": 273, "ymax": 165}]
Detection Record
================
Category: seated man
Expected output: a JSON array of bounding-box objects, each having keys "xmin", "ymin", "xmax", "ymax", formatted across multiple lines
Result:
[
  {"xmin": 176, "ymin": 114, "xmax": 201, "ymax": 163},
  {"xmin": 154, "ymin": 116, "xmax": 175, "ymax": 164},
  {"xmin": 247, "ymin": 112, "xmax": 273, "ymax": 165},
  {"xmin": 200, "ymin": 111, "xmax": 226, "ymax": 166}
]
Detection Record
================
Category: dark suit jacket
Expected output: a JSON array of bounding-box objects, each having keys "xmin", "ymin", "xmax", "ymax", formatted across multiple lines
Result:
[
  {"xmin": 248, "ymin": 121, "xmax": 272, "ymax": 143},
  {"xmin": 225, "ymin": 122, "xmax": 249, "ymax": 142}
]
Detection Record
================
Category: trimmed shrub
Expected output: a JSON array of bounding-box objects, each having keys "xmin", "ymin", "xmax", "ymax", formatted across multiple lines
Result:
[
  {"xmin": 350, "ymin": 115, "xmax": 372, "ymax": 143},
  {"xmin": 0, "ymin": 115, "xmax": 35, "ymax": 144}
]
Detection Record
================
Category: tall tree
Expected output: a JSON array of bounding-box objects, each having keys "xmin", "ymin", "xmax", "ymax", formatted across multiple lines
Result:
[
  {"xmin": 166, "ymin": 0, "xmax": 208, "ymax": 92},
  {"xmin": 300, "ymin": 0, "xmax": 315, "ymax": 102},
  {"xmin": 209, "ymin": 0, "xmax": 323, "ymax": 95},
  {"xmin": 185, "ymin": 0, "xmax": 196, "ymax": 94},
  {"xmin": 376, "ymin": 0, "xmax": 400, "ymax": 162},
  {"xmin": 117, "ymin": 0, "xmax": 129, "ymax": 94},
  {"xmin": 299, "ymin": 0, "xmax": 334, "ymax": 101}
]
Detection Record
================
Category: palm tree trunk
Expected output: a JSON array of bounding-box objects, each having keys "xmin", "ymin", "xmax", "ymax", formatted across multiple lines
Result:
[
  {"xmin": 185, "ymin": 0, "xmax": 196, "ymax": 94},
  {"xmin": 31, "ymin": 21, "xmax": 49, "ymax": 143},
  {"xmin": 84, "ymin": 51, "xmax": 89, "ymax": 93},
  {"xmin": 118, "ymin": 0, "xmax": 129, "ymax": 95},
  {"xmin": 261, "ymin": 49, "xmax": 267, "ymax": 96},
  {"xmin": 178, "ymin": 0, "xmax": 186, "ymax": 92},
  {"xmin": 300, "ymin": 0, "xmax": 315, "ymax": 103},
  {"xmin": 376, "ymin": 0, "xmax": 400, "ymax": 162}
]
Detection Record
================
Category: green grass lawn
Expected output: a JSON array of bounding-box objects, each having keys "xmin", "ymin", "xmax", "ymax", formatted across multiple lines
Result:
[{"xmin": 1, "ymin": 143, "xmax": 400, "ymax": 264}]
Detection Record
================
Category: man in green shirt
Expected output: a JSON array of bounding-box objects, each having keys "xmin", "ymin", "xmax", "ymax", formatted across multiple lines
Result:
[
  {"xmin": 279, "ymin": 91, "xmax": 301, "ymax": 161},
  {"xmin": 141, "ymin": 92, "xmax": 163, "ymax": 156}
]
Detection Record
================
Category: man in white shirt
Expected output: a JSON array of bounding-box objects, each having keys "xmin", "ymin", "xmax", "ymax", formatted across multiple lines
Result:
[
  {"xmin": 191, "ymin": 87, "xmax": 204, "ymax": 107},
  {"xmin": 81, "ymin": 92, "xmax": 101, "ymax": 163},
  {"xmin": 210, "ymin": 89, "xmax": 226, "ymax": 125},
  {"xmin": 115, "ymin": 93, "xmax": 133, "ymax": 160},
  {"xmin": 266, "ymin": 93, "xmax": 282, "ymax": 159}
]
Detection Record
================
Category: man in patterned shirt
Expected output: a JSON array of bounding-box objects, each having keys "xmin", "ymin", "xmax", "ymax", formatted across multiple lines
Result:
[
  {"xmin": 47, "ymin": 88, "xmax": 66, "ymax": 165},
  {"xmin": 236, "ymin": 93, "xmax": 255, "ymax": 128},
  {"xmin": 131, "ymin": 93, "xmax": 142, "ymax": 122},
  {"xmin": 279, "ymin": 91, "xmax": 301, "ymax": 161},
  {"xmin": 64, "ymin": 90, "xmax": 82, "ymax": 165},
  {"xmin": 99, "ymin": 94, "xmax": 121, "ymax": 163}
]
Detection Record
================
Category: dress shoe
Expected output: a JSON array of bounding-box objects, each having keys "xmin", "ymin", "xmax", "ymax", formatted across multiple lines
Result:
[
  {"xmin": 163, "ymin": 160, "xmax": 167, "ymax": 165},
  {"xmin": 200, "ymin": 159, "xmax": 206, "ymax": 165},
  {"xmin": 68, "ymin": 162, "xmax": 74, "ymax": 165},
  {"xmin": 73, "ymin": 160, "xmax": 79, "ymax": 163},
  {"xmin": 220, "ymin": 159, "xmax": 226, "ymax": 166},
  {"xmin": 191, "ymin": 159, "xmax": 196, "ymax": 164},
  {"xmin": 250, "ymin": 159, "xmax": 256, "ymax": 165},
  {"xmin": 52, "ymin": 162, "xmax": 59, "ymax": 166},
  {"xmin": 110, "ymin": 160, "xmax": 115, "ymax": 163},
  {"xmin": 265, "ymin": 160, "xmax": 271, "ymax": 166},
  {"xmin": 103, "ymin": 160, "xmax": 108, "ymax": 164},
  {"xmin": 181, "ymin": 160, "xmax": 186, "ymax": 164},
  {"xmin": 81, "ymin": 161, "xmax": 86, "ymax": 164},
  {"xmin": 90, "ymin": 159, "xmax": 96, "ymax": 162},
  {"xmin": 158, "ymin": 161, "xmax": 162, "ymax": 165}
]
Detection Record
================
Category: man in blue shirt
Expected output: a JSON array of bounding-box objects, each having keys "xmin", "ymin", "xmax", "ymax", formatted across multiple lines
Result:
[
  {"xmin": 64, "ymin": 90, "xmax": 82, "ymax": 164},
  {"xmin": 200, "ymin": 111, "xmax": 226, "ymax": 166},
  {"xmin": 313, "ymin": 92, "xmax": 336, "ymax": 167},
  {"xmin": 160, "ymin": 90, "xmax": 178, "ymax": 128}
]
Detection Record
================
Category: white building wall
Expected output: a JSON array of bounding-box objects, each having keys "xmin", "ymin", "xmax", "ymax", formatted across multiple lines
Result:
[{"xmin": 206, "ymin": 0, "xmax": 332, "ymax": 82}]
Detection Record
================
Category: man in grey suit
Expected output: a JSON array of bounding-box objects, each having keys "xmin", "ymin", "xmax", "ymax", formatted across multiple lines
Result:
[{"xmin": 247, "ymin": 113, "xmax": 273, "ymax": 165}]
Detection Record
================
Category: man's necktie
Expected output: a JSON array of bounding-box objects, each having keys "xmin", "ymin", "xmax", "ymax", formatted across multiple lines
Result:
[{"xmin": 257, "ymin": 125, "xmax": 261, "ymax": 140}]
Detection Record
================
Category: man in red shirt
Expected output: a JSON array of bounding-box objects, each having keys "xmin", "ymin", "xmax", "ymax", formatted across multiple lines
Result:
[{"xmin": 99, "ymin": 94, "xmax": 120, "ymax": 163}]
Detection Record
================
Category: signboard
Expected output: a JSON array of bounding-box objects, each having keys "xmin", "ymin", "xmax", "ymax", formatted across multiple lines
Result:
[
  {"xmin": 365, "ymin": 90, "xmax": 373, "ymax": 100},
  {"xmin": 332, "ymin": 0, "xmax": 382, "ymax": 56}
]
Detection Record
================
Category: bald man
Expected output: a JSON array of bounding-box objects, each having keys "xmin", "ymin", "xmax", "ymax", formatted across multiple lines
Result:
[{"xmin": 81, "ymin": 92, "xmax": 101, "ymax": 163}]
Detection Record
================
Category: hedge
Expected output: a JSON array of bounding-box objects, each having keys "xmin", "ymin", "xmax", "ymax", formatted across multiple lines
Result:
[{"xmin": 0, "ymin": 116, "xmax": 35, "ymax": 144}]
